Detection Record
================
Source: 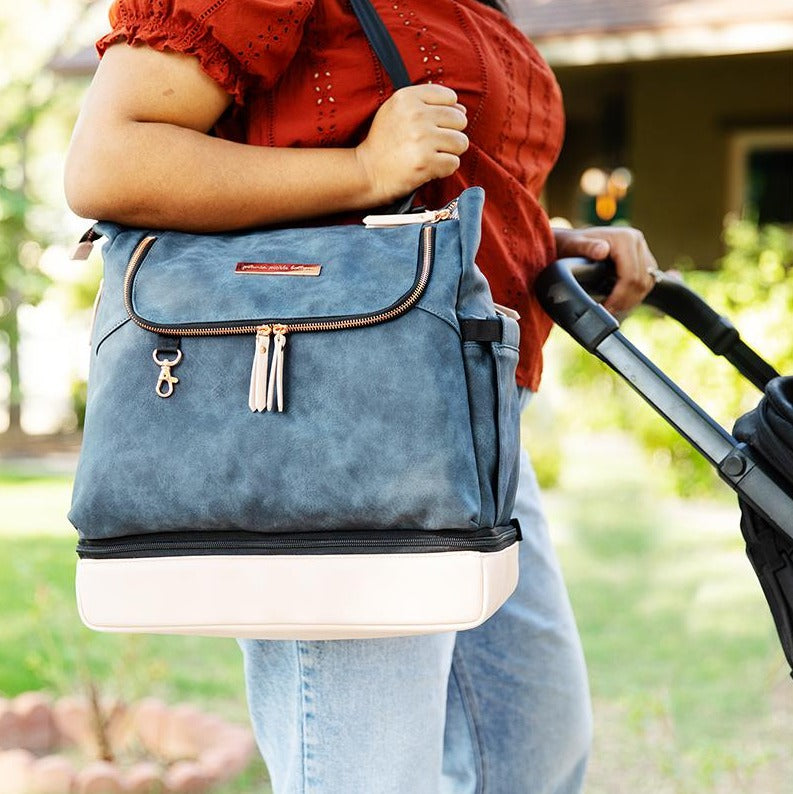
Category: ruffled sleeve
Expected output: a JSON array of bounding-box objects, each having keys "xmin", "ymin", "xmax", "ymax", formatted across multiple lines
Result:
[{"xmin": 97, "ymin": 0, "xmax": 316, "ymax": 104}]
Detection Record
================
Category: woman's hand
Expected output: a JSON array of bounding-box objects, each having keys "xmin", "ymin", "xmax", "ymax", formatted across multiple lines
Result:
[
  {"xmin": 553, "ymin": 226, "xmax": 661, "ymax": 314},
  {"xmin": 354, "ymin": 84, "xmax": 469, "ymax": 204}
]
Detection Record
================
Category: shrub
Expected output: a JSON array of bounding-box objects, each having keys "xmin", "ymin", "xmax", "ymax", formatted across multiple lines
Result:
[{"xmin": 554, "ymin": 220, "xmax": 793, "ymax": 497}]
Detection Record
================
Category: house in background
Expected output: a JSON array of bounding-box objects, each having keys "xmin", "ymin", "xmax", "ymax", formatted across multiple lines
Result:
[
  {"xmin": 516, "ymin": 0, "xmax": 793, "ymax": 268},
  {"xmin": 52, "ymin": 0, "xmax": 793, "ymax": 270}
]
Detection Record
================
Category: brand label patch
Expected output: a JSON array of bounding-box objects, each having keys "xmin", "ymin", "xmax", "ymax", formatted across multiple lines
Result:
[{"xmin": 235, "ymin": 262, "xmax": 322, "ymax": 276}]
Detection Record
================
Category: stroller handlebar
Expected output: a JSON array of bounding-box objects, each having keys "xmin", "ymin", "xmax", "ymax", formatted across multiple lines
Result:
[
  {"xmin": 535, "ymin": 260, "xmax": 793, "ymax": 672},
  {"xmin": 535, "ymin": 258, "xmax": 779, "ymax": 391}
]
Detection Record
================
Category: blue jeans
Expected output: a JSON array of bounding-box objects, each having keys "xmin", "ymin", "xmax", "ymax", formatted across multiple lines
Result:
[{"xmin": 238, "ymin": 399, "xmax": 592, "ymax": 793}]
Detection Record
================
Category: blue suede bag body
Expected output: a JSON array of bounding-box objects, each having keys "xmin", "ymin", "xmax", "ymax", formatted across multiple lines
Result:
[{"xmin": 69, "ymin": 187, "xmax": 521, "ymax": 554}]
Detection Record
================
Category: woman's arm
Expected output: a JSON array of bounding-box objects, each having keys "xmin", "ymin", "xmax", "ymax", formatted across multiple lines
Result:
[{"xmin": 64, "ymin": 44, "xmax": 469, "ymax": 231}]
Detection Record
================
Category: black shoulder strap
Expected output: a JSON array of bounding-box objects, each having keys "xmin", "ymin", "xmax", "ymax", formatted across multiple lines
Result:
[{"xmin": 348, "ymin": 0, "xmax": 411, "ymax": 89}]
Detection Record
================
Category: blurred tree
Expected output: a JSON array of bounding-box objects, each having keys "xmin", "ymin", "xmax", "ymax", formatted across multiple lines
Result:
[
  {"xmin": 555, "ymin": 217, "xmax": 793, "ymax": 497},
  {"xmin": 0, "ymin": 0, "xmax": 98, "ymax": 435},
  {"xmin": 0, "ymin": 82, "xmax": 54, "ymax": 434}
]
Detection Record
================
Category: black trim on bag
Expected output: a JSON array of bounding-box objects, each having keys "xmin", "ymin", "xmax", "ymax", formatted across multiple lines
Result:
[
  {"xmin": 76, "ymin": 523, "xmax": 521, "ymax": 559},
  {"xmin": 124, "ymin": 226, "xmax": 434, "ymax": 336},
  {"xmin": 461, "ymin": 318, "xmax": 503, "ymax": 344},
  {"xmin": 155, "ymin": 334, "xmax": 181, "ymax": 355}
]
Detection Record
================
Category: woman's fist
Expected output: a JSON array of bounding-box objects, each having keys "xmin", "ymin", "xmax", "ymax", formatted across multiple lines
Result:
[{"xmin": 354, "ymin": 84, "xmax": 469, "ymax": 204}]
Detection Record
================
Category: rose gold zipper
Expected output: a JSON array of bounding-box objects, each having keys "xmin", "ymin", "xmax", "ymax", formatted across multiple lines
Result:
[
  {"xmin": 123, "ymin": 220, "xmax": 445, "ymax": 410},
  {"xmin": 123, "ymin": 225, "xmax": 437, "ymax": 338}
]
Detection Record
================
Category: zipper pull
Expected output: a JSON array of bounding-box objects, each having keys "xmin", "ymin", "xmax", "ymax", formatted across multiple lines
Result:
[
  {"xmin": 266, "ymin": 325, "xmax": 288, "ymax": 413},
  {"xmin": 363, "ymin": 198, "xmax": 459, "ymax": 228},
  {"xmin": 493, "ymin": 302, "xmax": 521, "ymax": 321},
  {"xmin": 71, "ymin": 226, "xmax": 101, "ymax": 260},
  {"xmin": 363, "ymin": 209, "xmax": 441, "ymax": 228},
  {"xmin": 248, "ymin": 325, "xmax": 271, "ymax": 412}
]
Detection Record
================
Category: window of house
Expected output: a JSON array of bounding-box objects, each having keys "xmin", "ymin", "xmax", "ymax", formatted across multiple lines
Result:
[{"xmin": 727, "ymin": 129, "xmax": 793, "ymax": 225}]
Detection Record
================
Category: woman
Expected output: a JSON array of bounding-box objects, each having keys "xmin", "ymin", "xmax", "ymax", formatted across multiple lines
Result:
[{"xmin": 65, "ymin": 1, "xmax": 659, "ymax": 791}]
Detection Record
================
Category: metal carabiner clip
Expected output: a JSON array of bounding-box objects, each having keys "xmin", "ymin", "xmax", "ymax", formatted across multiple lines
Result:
[{"xmin": 152, "ymin": 348, "xmax": 183, "ymax": 398}]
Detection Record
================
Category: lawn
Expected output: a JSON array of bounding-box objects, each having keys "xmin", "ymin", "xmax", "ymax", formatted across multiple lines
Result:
[
  {"xmin": 0, "ymin": 436, "xmax": 790, "ymax": 793},
  {"xmin": 0, "ymin": 464, "xmax": 272, "ymax": 794},
  {"xmin": 542, "ymin": 432, "xmax": 792, "ymax": 794}
]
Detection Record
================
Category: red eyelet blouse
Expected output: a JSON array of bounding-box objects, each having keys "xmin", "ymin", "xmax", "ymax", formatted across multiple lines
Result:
[{"xmin": 98, "ymin": 0, "xmax": 565, "ymax": 390}]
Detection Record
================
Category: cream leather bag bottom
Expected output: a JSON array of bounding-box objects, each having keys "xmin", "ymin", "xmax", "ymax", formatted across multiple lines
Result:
[{"xmin": 76, "ymin": 545, "xmax": 519, "ymax": 639}]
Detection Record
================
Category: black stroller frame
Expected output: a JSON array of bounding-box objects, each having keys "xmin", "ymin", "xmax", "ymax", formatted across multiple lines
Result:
[{"xmin": 535, "ymin": 259, "xmax": 793, "ymax": 674}]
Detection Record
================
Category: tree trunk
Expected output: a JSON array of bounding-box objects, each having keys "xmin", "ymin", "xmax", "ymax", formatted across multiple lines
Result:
[{"xmin": 5, "ymin": 293, "xmax": 22, "ymax": 435}]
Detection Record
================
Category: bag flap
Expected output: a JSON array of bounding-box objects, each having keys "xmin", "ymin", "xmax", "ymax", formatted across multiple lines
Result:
[{"xmin": 125, "ymin": 222, "xmax": 427, "ymax": 329}]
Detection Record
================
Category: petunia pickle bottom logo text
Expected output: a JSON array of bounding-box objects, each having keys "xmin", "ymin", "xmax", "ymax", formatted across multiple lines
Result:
[{"xmin": 235, "ymin": 262, "xmax": 322, "ymax": 276}]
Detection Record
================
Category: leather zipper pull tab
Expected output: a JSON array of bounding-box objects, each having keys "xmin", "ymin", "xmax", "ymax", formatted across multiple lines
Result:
[
  {"xmin": 362, "ymin": 199, "xmax": 458, "ymax": 228},
  {"xmin": 71, "ymin": 226, "xmax": 101, "ymax": 260},
  {"xmin": 362, "ymin": 209, "xmax": 438, "ymax": 228},
  {"xmin": 267, "ymin": 325, "xmax": 287, "ymax": 413},
  {"xmin": 249, "ymin": 325, "xmax": 271, "ymax": 412}
]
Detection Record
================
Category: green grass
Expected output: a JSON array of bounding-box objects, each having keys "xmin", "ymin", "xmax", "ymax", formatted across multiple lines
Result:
[
  {"xmin": 0, "ymin": 464, "xmax": 272, "ymax": 791},
  {"xmin": 0, "ymin": 467, "xmax": 75, "ymax": 536},
  {"xmin": 0, "ymin": 535, "xmax": 272, "ymax": 792},
  {"xmin": 1, "ymin": 446, "xmax": 791, "ymax": 793},
  {"xmin": 541, "ymin": 433, "xmax": 792, "ymax": 793}
]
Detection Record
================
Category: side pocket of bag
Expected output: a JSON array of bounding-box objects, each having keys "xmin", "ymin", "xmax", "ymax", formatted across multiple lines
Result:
[
  {"xmin": 461, "ymin": 339, "xmax": 498, "ymax": 529},
  {"xmin": 492, "ymin": 317, "xmax": 521, "ymax": 527},
  {"xmin": 461, "ymin": 315, "xmax": 521, "ymax": 529}
]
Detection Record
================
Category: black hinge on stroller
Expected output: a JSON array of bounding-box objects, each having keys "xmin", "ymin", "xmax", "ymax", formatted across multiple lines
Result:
[{"xmin": 535, "ymin": 259, "xmax": 793, "ymax": 677}]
